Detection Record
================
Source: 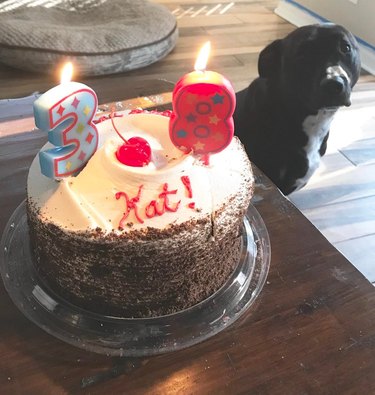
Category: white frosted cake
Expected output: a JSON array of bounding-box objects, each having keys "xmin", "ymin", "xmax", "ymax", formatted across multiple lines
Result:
[{"xmin": 27, "ymin": 112, "xmax": 254, "ymax": 317}]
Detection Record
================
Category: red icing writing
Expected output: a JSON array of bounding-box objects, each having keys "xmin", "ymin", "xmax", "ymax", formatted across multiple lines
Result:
[
  {"xmin": 181, "ymin": 175, "xmax": 193, "ymax": 198},
  {"xmin": 159, "ymin": 183, "xmax": 181, "ymax": 212},
  {"xmin": 116, "ymin": 179, "xmax": 193, "ymax": 228},
  {"xmin": 145, "ymin": 200, "xmax": 165, "ymax": 218},
  {"xmin": 115, "ymin": 185, "xmax": 144, "ymax": 228},
  {"xmin": 146, "ymin": 183, "xmax": 181, "ymax": 218}
]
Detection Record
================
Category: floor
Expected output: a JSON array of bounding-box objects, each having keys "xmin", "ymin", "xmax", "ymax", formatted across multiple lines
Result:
[
  {"xmin": 289, "ymin": 81, "xmax": 375, "ymax": 286},
  {"xmin": 0, "ymin": 0, "xmax": 374, "ymax": 285}
]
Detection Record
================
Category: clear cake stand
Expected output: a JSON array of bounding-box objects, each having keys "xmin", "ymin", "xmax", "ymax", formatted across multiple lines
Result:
[{"xmin": 0, "ymin": 200, "xmax": 271, "ymax": 357}]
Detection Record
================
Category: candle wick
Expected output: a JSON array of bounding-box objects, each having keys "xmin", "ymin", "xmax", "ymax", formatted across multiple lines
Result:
[{"xmin": 110, "ymin": 108, "xmax": 128, "ymax": 144}]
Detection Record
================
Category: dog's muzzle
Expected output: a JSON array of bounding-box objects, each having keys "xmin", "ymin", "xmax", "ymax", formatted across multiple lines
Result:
[{"xmin": 319, "ymin": 65, "xmax": 352, "ymax": 107}]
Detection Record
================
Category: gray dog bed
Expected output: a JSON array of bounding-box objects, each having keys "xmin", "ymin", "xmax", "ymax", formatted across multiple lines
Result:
[{"xmin": 0, "ymin": 0, "xmax": 178, "ymax": 76}]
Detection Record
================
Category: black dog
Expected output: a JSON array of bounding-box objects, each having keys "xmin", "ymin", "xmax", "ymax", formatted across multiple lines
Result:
[{"xmin": 234, "ymin": 24, "xmax": 361, "ymax": 195}]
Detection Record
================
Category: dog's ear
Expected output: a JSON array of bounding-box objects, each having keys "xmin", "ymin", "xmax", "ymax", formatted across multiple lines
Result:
[{"xmin": 258, "ymin": 39, "xmax": 282, "ymax": 79}]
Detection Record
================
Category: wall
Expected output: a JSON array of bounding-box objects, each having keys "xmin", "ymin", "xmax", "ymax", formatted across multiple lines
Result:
[
  {"xmin": 275, "ymin": 0, "xmax": 375, "ymax": 74},
  {"xmin": 286, "ymin": 0, "xmax": 374, "ymax": 45}
]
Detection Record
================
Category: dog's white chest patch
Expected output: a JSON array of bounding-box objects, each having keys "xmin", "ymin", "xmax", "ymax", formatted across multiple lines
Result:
[{"xmin": 293, "ymin": 109, "xmax": 336, "ymax": 191}]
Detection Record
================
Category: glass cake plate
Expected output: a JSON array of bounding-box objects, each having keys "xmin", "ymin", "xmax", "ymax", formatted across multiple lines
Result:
[{"xmin": 0, "ymin": 200, "xmax": 271, "ymax": 357}]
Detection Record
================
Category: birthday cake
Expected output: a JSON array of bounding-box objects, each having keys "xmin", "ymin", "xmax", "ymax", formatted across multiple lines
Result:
[{"xmin": 27, "ymin": 111, "xmax": 254, "ymax": 318}]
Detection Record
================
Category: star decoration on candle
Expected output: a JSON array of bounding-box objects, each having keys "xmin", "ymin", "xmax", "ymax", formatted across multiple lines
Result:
[
  {"xmin": 186, "ymin": 93, "xmax": 199, "ymax": 105},
  {"xmin": 193, "ymin": 141, "xmax": 205, "ymax": 151},
  {"xmin": 209, "ymin": 114, "xmax": 220, "ymax": 125},
  {"xmin": 83, "ymin": 105, "xmax": 91, "ymax": 116},
  {"xmin": 177, "ymin": 129, "xmax": 188, "ymax": 138},
  {"xmin": 186, "ymin": 113, "xmax": 197, "ymax": 123},
  {"xmin": 65, "ymin": 161, "xmax": 72, "ymax": 171},
  {"xmin": 78, "ymin": 151, "xmax": 87, "ymax": 161},
  {"xmin": 57, "ymin": 105, "xmax": 65, "ymax": 116},
  {"xmin": 212, "ymin": 93, "xmax": 224, "ymax": 104},
  {"xmin": 76, "ymin": 123, "xmax": 84, "ymax": 134},
  {"xmin": 71, "ymin": 96, "xmax": 80, "ymax": 109},
  {"xmin": 85, "ymin": 132, "xmax": 94, "ymax": 144}
]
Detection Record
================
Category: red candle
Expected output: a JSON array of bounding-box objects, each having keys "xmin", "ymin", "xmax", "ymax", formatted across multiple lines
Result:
[{"xmin": 169, "ymin": 42, "xmax": 236, "ymax": 162}]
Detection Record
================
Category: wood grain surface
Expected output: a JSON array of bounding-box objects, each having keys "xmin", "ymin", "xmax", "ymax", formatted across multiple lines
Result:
[
  {"xmin": 1, "ymin": 1, "xmax": 375, "ymax": 393},
  {"xmin": 0, "ymin": 0, "xmax": 293, "ymax": 101},
  {"xmin": 0, "ymin": 79, "xmax": 375, "ymax": 395}
]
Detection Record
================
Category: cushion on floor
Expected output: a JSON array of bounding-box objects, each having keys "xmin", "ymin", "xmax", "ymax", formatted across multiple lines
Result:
[{"xmin": 0, "ymin": 0, "xmax": 178, "ymax": 76}]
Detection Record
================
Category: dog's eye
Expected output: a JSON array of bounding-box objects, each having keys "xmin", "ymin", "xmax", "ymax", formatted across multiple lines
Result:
[{"xmin": 340, "ymin": 41, "xmax": 351, "ymax": 53}]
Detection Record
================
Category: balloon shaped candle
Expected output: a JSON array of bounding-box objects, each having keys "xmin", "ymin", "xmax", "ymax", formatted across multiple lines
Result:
[
  {"xmin": 34, "ymin": 62, "xmax": 98, "ymax": 179},
  {"xmin": 169, "ymin": 42, "xmax": 236, "ymax": 164}
]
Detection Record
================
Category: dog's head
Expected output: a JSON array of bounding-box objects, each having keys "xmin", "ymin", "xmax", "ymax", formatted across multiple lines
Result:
[{"xmin": 258, "ymin": 24, "xmax": 361, "ymax": 111}]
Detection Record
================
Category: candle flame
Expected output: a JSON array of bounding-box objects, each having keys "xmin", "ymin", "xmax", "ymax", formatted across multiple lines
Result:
[
  {"xmin": 60, "ymin": 62, "xmax": 73, "ymax": 84},
  {"xmin": 194, "ymin": 41, "xmax": 211, "ymax": 72}
]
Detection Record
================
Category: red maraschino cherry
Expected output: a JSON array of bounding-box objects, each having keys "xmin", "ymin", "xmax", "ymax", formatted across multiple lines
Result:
[
  {"xmin": 116, "ymin": 137, "xmax": 151, "ymax": 167},
  {"xmin": 110, "ymin": 110, "xmax": 151, "ymax": 167}
]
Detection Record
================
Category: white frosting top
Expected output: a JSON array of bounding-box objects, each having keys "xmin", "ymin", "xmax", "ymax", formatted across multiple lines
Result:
[{"xmin": 28, "ymin": 112, "xmax": 252, "ymax": 233}]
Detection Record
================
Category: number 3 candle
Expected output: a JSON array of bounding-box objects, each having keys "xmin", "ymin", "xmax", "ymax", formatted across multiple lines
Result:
[
  {"xmin": 34, "ymin": 62, "xmax": 98, "ymax": 179},
  {"xmin": 169, "ymin": 42, "xmax": 236, "ymax": 162}
]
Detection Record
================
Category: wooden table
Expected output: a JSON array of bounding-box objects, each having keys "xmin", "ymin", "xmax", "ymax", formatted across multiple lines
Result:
[{"xmin": 1, "ymin": 80, "xmax": 375, "ymax": 395}]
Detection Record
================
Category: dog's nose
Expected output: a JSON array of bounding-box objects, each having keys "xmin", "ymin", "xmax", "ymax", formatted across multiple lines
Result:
[{"xmin": 320, "ymin": 76, "xmax": 346, "ymax": 95}]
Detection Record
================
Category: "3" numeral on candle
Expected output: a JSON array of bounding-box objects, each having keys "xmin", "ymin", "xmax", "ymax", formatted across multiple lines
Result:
[{"xmin": 34, "ymin": 83, "xmax": 98, "ymax": 179}]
